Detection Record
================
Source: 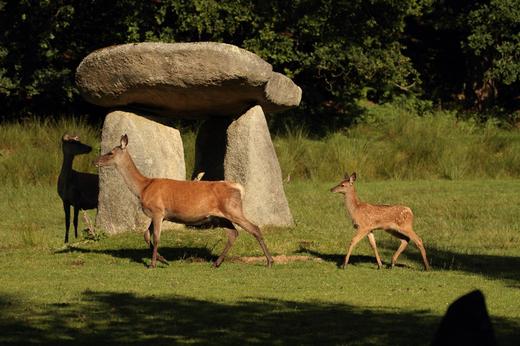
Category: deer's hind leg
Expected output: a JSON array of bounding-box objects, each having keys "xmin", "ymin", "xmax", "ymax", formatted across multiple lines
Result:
[
  {"xmin": 395, "ymin": 226, "xmax": 430, "ymax": 271},
  {"xmin": 408, "ymin": 229, "xmax": 430, "ymax": 271},
  {"xmin": 387, "ymin": 229, "xmax": 410, "ymax": 268},
  {"xmin": 223, "ymin": 197, "xmax": 273, "ymax": 268},
  {"xmin": 214, "ymin": 221, "xmax": 239, "ymax": 268}
]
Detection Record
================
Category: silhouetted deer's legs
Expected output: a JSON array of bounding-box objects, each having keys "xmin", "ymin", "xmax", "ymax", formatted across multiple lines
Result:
[
  {"xmin": 73, "ymin": 207, "xmax": 80, "ymax": 239},
  {"xmin": 214, "ymin": 228, "xmax": 239, "ymax": 268},
  {"xmin": 367, "ymin": 232, "xmax": 383, "ymax": 269},
  {"xmin": 63, "ymin": 202, "xmax": 70, "ymax": 243}
]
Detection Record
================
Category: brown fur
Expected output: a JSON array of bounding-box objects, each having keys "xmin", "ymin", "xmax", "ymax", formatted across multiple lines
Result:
[
  {"xmin": 331, "ymin": 172, "xmax": 430, "ymax": 270},
  {"xmin": 57, "ymin": 134, "xmax": 99, "ymax": 243},
  {"xmin": 94, "ymin": 134, "xmax": 273, "ymax": 268}
]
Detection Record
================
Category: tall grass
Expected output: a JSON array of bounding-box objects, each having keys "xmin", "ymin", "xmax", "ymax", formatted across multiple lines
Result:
[
  {"xmin": 0, "ymin": 117, "xmax": 100, "ymax": 186},
  {"xmin": 274, "ymin": 104, "xmax": 520, "ymax": 181},
  {"xmin": 1, "ymin": 105, "xmax": 519, "ymax": 185}
]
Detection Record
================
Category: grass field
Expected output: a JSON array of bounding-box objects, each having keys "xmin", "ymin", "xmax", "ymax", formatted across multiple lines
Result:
[{"xmin": 1, "ymin": 179, "xmax": 519, "ymax": 345}]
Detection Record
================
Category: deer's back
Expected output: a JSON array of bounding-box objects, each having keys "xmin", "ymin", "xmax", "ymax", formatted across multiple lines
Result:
[
  {"xmin": 354, "ymin": 203, "xmax": 413, "ymax": 229},
  {"xmin": 141, "ymin": 179, "xmax": 243, "ymax": 222}
]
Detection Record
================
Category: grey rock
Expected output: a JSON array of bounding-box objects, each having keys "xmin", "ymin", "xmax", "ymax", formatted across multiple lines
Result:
[
  {"xmin": 76, "ymin": 42, "xmax": 301, "ymax": 117},
  {"xmin": 96, "ymin": 110, "xmax": 185, "ymax": 234},
  {"xmin": 225, "ymin": 106, "xmax": 293, "ymax": 227}
]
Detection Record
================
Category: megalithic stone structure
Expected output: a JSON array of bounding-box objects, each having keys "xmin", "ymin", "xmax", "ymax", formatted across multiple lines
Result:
[{"xmin": 76, "ymin": 42, "xmax": 301, "ymax": 233}]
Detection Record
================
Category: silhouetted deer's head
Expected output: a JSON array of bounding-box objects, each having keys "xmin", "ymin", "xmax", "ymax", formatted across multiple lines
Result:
[
  {"xmin": 62, "ymin": 134, "xmax": 92, "ymax": 156},
  {"xmin": 330, "ymin": 172, "xmax": 357, "ymax": 194}
]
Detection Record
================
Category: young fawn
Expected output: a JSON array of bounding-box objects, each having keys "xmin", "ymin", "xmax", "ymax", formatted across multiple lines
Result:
[
  {"xmin": 94, "ymin": 134, "xmax": 273, "ymax": 268},
  {"xmin": 58, "ymin": 134, "xmax": 99, "ymax": 243},
  {"xmin": 331, "ymin": 173, "xmax": 430, "ymax": 270}
]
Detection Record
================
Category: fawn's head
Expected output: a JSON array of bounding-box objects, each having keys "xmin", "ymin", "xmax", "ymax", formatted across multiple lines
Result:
[
  {"xmin": 62, "ymin": 134, "xmax": 92, "ymax": 156},
  {"xmin": 330, "ymin": 172, "xmax": 357, "ymax": 194},
  {"xmin": 94, "ymin": 134, "xmax": 129, "ymax": 168}
]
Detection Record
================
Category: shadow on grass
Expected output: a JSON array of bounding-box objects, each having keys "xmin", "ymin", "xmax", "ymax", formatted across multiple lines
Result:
[
  {"xmin": 298, "ymin": 242, "xmax": 520, "ymax": 283},
  {"xmin": 296, "ymin": 247, "xmax": 411, "ymax": 269},
  {"xmin": 55, "ymin": 245, "xmax": 218, "ymax": 267},
  {"xmin": 1, "ymin": 290, "xmax": 518, "ymax": 345},
  {"xmin": 425, "ymin": 244, "xmax": 520, "ymax": 284}
]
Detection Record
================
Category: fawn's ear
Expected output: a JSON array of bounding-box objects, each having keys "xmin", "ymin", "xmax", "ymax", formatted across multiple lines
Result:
[
  {"xmin": 350, "ymin": 172, "xmax": 357, "ymax": 184},
  {"xmin": 120, "ymin": 134, "xmax": 128, "ymax": 149},
  {"xmin": 344, "ymin": 172, "xmax": 350, "ymax": 180}
]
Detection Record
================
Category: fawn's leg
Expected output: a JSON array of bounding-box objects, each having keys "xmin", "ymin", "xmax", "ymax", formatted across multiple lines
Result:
[
  {"xmin": 391, "ymin": 239, "xmax": 409, "ymax": 268},
  {"xmin": 343, "ymin": 228, "xmax": 369, "ymax": 268},
  {"xmin": 367, "ymin": 232, "xmax": 383, "ymax": 269},
  {"xmin": 403, "ymin": 226, "xmax": 430, "ymax": 271}
]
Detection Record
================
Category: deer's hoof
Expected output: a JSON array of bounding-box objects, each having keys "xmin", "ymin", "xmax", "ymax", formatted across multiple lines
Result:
[{"xmin": 157, "ymin": 256, "xmax": 169, "ymax": 266}]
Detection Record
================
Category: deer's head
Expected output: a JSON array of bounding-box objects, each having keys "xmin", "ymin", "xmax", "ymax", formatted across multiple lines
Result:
[
  {"xmin": 62, "ymin": 134, "xmax": 92, "ymax": 156},
  {"xmin": 330, "ymin": 172, "xmax": 357, "ymax": 194},
  {"xmin": 94, "ymin": 134, "xmax": 129, "ymax": 168}
]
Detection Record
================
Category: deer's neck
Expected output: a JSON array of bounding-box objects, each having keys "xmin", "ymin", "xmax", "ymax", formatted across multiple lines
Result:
[
  {"xmin": 344, "ymin": 189, "xmax": 361, "ymax": 217},
  {"xmin": 59, "ymin": 154, "xmax": 74, "ymax": 184},
  {"xmin": 116, "ymin": 153, "xmax": 151, "ymax": 197}
]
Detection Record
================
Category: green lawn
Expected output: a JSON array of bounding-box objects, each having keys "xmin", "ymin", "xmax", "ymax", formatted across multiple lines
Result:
[{"xmin": 1, "ymin": 179, "xmax": 519, "ymax": 345}]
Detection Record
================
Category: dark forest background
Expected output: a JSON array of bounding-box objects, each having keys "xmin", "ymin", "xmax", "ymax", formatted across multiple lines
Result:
[{"xmin": 1, "ymin": 0, "xmax": 519, "ymax": 131}]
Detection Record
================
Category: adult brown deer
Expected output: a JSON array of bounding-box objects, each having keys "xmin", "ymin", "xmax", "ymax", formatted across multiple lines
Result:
[
  {"xmin": 94, "ymin": 134, "xmax": 273, "ymax": 268},
  {"xmin": 58, "ymin": 134, "xmax": 99, "ymax": 243},
  {"xmin": 331, "ymin": 172, "xmax": 430, "ymax": 270}
]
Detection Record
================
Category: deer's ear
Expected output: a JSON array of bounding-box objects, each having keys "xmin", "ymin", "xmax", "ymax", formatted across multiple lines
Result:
[
  {"xmin": 350, "ymin": 172, "xmax": 357, "ymax": 183},
  {"xmin": 344, "ymin": 172, "xmax": 350, "ymax": 180},
  {"xmin": 120, "ymin": 134, "xmax": 128, "ymax": 149}
]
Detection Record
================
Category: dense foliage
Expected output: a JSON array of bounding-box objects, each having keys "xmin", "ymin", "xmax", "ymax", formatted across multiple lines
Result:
[{"xmin": 0, "ymin": 0, "xmax": 519, "ymax": 128}]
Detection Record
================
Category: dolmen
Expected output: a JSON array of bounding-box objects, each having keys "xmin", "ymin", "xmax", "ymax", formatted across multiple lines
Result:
[{"xmin": 76, "ymin": 42, "xmax": 302, "ymax": 233}]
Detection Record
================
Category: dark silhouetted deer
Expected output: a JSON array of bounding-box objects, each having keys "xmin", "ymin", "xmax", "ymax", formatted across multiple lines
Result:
[
  {"xmin": 58, "ymin": 134, "xmax": 99, "ymax": 243},
  {"xmin": 331, "ymin": 172, "xmax": 430, "ymax": 270},
  {"xmin": 94, "ymin": 134, "xmax": 273, "ymax": 268}
]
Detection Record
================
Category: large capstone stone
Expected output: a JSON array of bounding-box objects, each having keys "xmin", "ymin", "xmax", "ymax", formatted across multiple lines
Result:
[
  {"xmin": 193, "ymin": 106, "xmax": 293, "ymax": 227},
  {"xmin": 96, "ymin": 110, "xmax": 185, "ymax": 234},
  {"xmin": 76, "ymin": 42, "xmax": 302, "ymax": 117}
]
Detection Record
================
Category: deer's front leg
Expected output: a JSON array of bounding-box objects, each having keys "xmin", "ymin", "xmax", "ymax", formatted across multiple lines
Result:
[
  {"xmin": 343, "ymin": 228, "xmax": 369, "ymax": 269},
  {"xmin": 367, "ymin": 232, "xmax": 383, "ymax": 269},
  {"xmin": 149, "ymin": 215, "xmax": 168, "ymax": 268}
]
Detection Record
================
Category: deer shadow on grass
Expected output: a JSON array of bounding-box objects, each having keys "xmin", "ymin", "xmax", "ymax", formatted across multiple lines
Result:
[
  {"xmin": 1, "ymin": 290, "xmax": 518, "ymax": 345},
  {"xmin": 296, "ymin": 246, "xmax": 388, "ymax": 269},
  {"xmin": 55, "ymin": 245, "xmax": 218, "ymax": 267}
]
